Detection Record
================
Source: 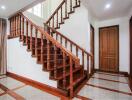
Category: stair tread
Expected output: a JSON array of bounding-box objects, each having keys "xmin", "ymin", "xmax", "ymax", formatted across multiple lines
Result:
[
  {"xmin": 67, "ymin": 75, "xmax": 86, "ymax": 90},
  {"xmin": 68, "ymin": 11, "xmax": 74, "ymax": 14},
  {"xmin": 59, "ymin": 74, "xmax": 86, "ymax": 90},
  {"xmin": 32, "ymin": 46, "xmax": 56, "ymax": 50},
  {"xmin": 73, "ymin": 5, "xmax": 80, "ymax": 8},
  {"xmin": 44, "ymin": 59, "xmax": 67, "ymax": 63},
  {"xmin": 44, "ymin": 64, "xmax": 70, "ymax": 71},
  {"xmin": 52, "ymin": 67, "xmax": 82, "ymax": 80}
]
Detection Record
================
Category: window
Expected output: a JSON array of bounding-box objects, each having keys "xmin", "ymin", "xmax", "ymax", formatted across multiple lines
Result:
[{"xmin": 27, "ymin": 3, "xmax": 44, "ymax": 18}]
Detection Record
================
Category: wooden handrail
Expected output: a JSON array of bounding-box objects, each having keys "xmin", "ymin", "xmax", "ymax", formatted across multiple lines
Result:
[
  {"xmin": 44, "ymin": 23, "xmax": 93, "ymax": 57},
  {"xmin": 20, "ymin": 13, "xmax": 80, "ymax": 63},
  {"xmin": 46, "ymin": 0, "xmax": 81, "ymax": 30}
]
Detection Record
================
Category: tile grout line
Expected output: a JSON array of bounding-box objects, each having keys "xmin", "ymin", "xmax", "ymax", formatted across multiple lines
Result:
[
  {"xmin": 86, "ymin": 83, "xmax": 132, "ymax": 96},
  {"xmin": 91, "ymin": 77, "xmax": 128, "ymax": 84},
  {"xmin": 0, "ymin": 92, "xmax": 6, "ymax": 96},
  {"xmin": 76, "ymin": 95, "xmax": 92, "ymax": 100},
  {"xmin": 12, "ymin": 84, "xmax": 27, "ymax": 91},
  {"xmin": 0, "ymin": 83, "xmax": 25, "ymax": 100},
  {"xmin": 96, "ymin": 72, "xmax": 126, "ymax": 77},
  {"xmin": 0, "ymin": 76, "xmax": 7, "ymax": 80}
]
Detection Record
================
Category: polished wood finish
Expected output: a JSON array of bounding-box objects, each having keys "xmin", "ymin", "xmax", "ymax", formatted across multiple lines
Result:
[
  {"xmin": 99, "ymin": 25, "xmax": 119, "ymax": 72},
  {"xmin": 129, "ymin": 16, "xmax": 132, "ymax": 91},
  {"xmin": 90, "ymin": 25, "xmax": 94, "ymax": 73},
  {"xmin": 8, "ymin": 0, "xmax": 93, "ymax": 97},
  {"xmin": 8, "ymin": 13, "xmax": 93, "ymax": 98}
]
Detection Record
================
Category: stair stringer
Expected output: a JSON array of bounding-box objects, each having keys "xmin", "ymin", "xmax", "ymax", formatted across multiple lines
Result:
[{"xmin": 7, "ymin": 38, "xmax": 57, "ymax": 88}]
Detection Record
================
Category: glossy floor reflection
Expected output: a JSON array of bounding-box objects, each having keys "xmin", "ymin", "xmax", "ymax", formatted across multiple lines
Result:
[
  {"xmin": 78, "ymin": 72, "xmax": 132, "ymax": 100},
  {"xmin": 0, "ymin": 72, "xmax": 131, "ymax": 100},
  {"xmin": 0, "ymin": 76, "xmax": 81, "ymax": 100}
]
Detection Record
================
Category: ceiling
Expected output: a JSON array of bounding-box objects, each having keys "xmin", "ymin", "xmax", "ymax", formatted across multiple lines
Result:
[
  {"xmin": 83, "ymin": 0, "xmax": 132, "ymax": 21},
  {"xmin": 0, "ymin": 0, "xmax": 44, "ymax": 18}
]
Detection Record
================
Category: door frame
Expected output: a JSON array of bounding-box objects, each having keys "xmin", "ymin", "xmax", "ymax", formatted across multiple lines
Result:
[
  {"xmin": 130, "ymin": 16, "xmax": 132, "ymax": 76},
  {"xmin": 90, "ymin": 24, "xmax": 95, "ymax": 72},
  {"xmin": 129, "ymin": 16, "xmax": 132, "ymax": 92},
  {"xmin": 99, "ymin": 25, "xmax": 119, "ymax": 73}
]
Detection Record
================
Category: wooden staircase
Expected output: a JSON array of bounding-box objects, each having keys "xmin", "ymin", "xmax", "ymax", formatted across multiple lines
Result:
[
  {"xmin": 8, "ymin": 0, "xmax": 93, "ymax": 98},
  {"xmin": 46, "ymin": 0, "xmax": 80, "ymax": 29}
]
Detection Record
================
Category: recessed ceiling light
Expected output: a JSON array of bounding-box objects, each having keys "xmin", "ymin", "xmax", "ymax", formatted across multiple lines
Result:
[
  {"xmin": 1, "ymin": 5, "xmax": 6, "ymax": 10},
  {"xmin": 105, "ymin": 4, "xmax": 111, "ymax": 9}
]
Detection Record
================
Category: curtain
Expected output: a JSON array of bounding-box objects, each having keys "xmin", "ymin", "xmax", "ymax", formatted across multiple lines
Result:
[{"xmin": 0, "ymin": 18, "xmax": 7, "ymax": 75}]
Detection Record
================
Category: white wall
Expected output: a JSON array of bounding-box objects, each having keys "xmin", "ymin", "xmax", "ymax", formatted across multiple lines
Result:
[
  {"xmin": 23, "ymin": 11, "xmax": 44, "ymax": 27},
  {"xmin": 7, "ymin": 38, "xmax": 57, "ymax": 87},
  {"xmin": 94, "ymin": 16, "xmax": 130, "ymax": 73},
  {"xmin": 58, "ymin": 4, "xmax": 90, "ymax": 52},
  {"xmin": 56, "ymin": 3, "xmax": 93, "ymax": 72}
]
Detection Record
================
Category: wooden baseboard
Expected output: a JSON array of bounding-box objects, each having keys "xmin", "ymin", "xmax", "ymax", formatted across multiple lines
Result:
[
  {"xmin": 6, "ymin": 72, "xmax": 67, "ymax": 98},
  {"xmin": 94, "ymin": 69, "xmax": 128, "ymax": 76}
]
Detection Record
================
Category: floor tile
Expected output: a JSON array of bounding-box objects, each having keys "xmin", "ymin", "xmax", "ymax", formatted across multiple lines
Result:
[
  {"xmin": 0, "ymin": 77, "xmax": 25, "ymax": 90},
  {"xmin": 0, "ymin": 75, "xmax": 6, "ymax": 79},
  {"xmin": 14, "ymin": 85, "xmax": 60, "ymax": 100},
  {"xmin": 97, "ymin": 72, "xmax": 125, "ymax": 77},
  {"xmin": 0, "ymin": 94, "xmax": 15, "ymax": 100},
  {"xmin": 72, "ymin": 97, "xmax": 81, "ymax": 100},
  {"xmin": 78, "ymin": 85, "xmax": 132, "ymax": 100},
  {"xmin": 88, "ymin": 78, "xmax": 131, "ymax": 93},
  {"xmin": 0, "ymin": 89, "xmax": 4, "ymax": 94},
  {"xmin": 93, "ymin": 73, "xmax": 128, "ymax": 83}
]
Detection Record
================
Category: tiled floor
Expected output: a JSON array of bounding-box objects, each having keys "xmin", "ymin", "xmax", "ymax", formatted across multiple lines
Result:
[
  {"xmin": 78, "ymin": 72, "xmax": 132, "ymax": 100},
  {"xmin": 0, "ymin": 72, "xmax": 132, "ymax": 100}
]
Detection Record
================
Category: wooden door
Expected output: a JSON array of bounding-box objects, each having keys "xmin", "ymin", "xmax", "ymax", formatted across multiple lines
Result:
[
  {"xmin": 130, "ymin": 16, "xmax": 132, "ymax": 77},
  {"xmin": 99, "ymin": 26, "xmax": 119, "ymax": 72}
]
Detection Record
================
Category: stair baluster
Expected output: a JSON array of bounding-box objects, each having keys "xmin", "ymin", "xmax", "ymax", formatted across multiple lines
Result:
[
  {"xmin": 54, "ymin": 46, "xmax": 57, "ymax": 79},
  {"xmin": 69, "ymin": 57, "xmax": 73, "ymax": 97},
  {"xmin": 56, "ymin": 11, "xmax": 59, "ymax": 28},
  {"xmin": 35, "ymin": 29, "xmax": 38, "ymax": 56},
  {"xmin": 70, "ymin": 0, "xmax": 73, "ymax": 12},
  {"xmin": 14, "ymin": 17, "xmax": 16, "ymax": 36},
  {"xmin": 41, "ymin": 33, "xmax": 44, "ymax": 64},
  {"xmin": 65, "ymin": 0, "xmax": 68, "ymax": 18},
  {"xmin": 75, "ymin": 0, "xmax": 78, "ymax": 6},
  {"xmin": 76, "ymin": 47, "xmax": 78, "ymax": 57},
  {"xmin": 52, "ymin": 16, "xmax": 54, "ymax": 28},
  {"xmin": 65, "ymin": 40, "xmax": 67, "ymax": 48},
  {"xmin": 26, "ymin": 21, "xmax": 28, "ymax": 45},
  {"xmin": 70, "ymin": 43, "xmax": 72, "ymax": 52},
  {"xmin": 78, "ymin": 0, "xmax": 81, "ymax": 5},
  {"xmin": 87, "ymin": 54, "xmax": 89, "ymax": 78},
  {"xmin": 61, "ymin": 7, "xmax": 63, "ymax": 23},
  {"xmin": 19, "ymin": 15, "xmax": 22, "ymax": 41},
  {"xmin": 47, "ymin": 39, "xmax": 50, "ymax": 70},
  {"xmin": 63, "ymin": 52, "xmax": 66, "ymax": 89},
  {"xmin": 60, "ymin": 36, "xmax": 62, "ymax": 44},
  {"xmin": 82, "ymin": 51, "xmax": 84, "ymax": 75},
  {"xmin": 30, "ymin": 25, "xmax": 33, "ymax": 50}
]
